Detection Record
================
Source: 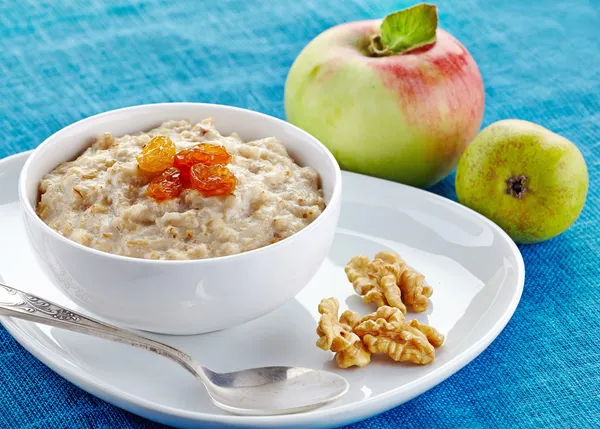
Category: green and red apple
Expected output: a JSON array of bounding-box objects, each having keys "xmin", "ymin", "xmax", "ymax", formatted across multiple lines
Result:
[
  {"xmin": 285, "ymin": 4, "xmax": 485, "ymax": 187},
  {"xmin": 456, "ymin": 120, "xmax": 588, "ymax": 244}
]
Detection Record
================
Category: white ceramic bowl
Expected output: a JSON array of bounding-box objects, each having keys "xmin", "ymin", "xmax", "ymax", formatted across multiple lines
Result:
[{"xmin": 19, "ymin": 103, "xmax": 342, "ymax": 335}]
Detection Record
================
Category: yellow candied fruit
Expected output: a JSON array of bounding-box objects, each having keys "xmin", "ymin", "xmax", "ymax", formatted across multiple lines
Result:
[{"xmin": 136, "ymin": 136, "xmax": 176, "ymax": 173}]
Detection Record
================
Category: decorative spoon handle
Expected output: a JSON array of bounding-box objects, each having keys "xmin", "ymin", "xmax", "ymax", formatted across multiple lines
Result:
[{"xmin": 0, "ymin": 282, "xmax": 203, "ymax": 380}]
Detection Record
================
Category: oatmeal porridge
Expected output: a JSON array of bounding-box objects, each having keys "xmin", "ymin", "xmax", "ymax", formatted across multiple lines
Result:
[{"xmin": 37, "ymin": 118, "xmax": 325, "ymax": 260}]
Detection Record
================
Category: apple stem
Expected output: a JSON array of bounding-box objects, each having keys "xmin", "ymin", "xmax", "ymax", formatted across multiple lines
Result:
[
  {"xmin": 506, "ymin": 175, "xmax": 528, "ymax": 199},
  {"xmin": 368, "ymin": 34, "xmax": 392, "ymax": 57}
]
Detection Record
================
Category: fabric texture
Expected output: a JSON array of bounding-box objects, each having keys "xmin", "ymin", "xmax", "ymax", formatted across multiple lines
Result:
[{"xmin": 1, "ymin": 0, "xmax": 598, "ymax": 427}]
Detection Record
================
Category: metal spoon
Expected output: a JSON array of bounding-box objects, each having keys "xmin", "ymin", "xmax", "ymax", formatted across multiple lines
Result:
[{"xmin": 0, "ymin": 282, "xmax": 348, "ymax": 415}]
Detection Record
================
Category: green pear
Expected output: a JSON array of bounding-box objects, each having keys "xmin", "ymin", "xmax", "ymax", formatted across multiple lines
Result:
[{"xmin": 456, "ymin": 120, "xmax": 588, "ymax": 244}]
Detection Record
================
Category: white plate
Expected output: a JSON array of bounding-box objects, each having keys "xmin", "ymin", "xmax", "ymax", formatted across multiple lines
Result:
[{"xmin": 0, "ymin": 151, "xmax": 524, "ymax": 428}]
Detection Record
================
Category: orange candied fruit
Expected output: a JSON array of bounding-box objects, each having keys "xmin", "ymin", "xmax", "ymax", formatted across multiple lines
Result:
[
  {"xmin": 190, "ymin": 164, "xmax": 237, "ymax": 197},
  {"xmin": 146, "ymin": 167, "xmax": 184, "ymax": 200},
  {"xmin": 174, "ymin": 143, "xmax": 232, "ymax": 182},
  {"xmin": 174, "ymin": 143, "xmax": 231, "ymax": 168},
  {"xmin": 136, "ymin": 136, "xmax": 176, "ymax": 173}
]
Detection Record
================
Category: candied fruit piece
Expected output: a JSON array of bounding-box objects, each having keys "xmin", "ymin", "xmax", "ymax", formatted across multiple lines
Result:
[
  {"xmin": 175, "ymin": 143, "xmax": 231, "ymax": 168},
  {"xmin": 190, "ymin": 164, "xmax": 236, "ymax": 197},
  {"xmin": 174, "ymin": 143, "xmax": 232, "ymax": 182},
  {"xmin": 136, "ymin": 136, "xmax": 176, "ymax": 172},
  {"xmin": 146, "ymin": 167, "xmax": 183, "ymax": 200}
]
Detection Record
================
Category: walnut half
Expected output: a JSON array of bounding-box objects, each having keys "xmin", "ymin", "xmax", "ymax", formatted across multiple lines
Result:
[
  {"xmin": 345, "ymin": 252, "xmax": 406, "ymax": 313},
  {"xmin": 316, "ymin": 297, "xmax": 371, "ymax": 368},
  {"xmin": 399, "ymin": 269, "xmax": 433, "ymax": 313},
  {"xmin": 345, "ymin": 250, "xmax": 433, "ymax": 313},
  {"xmin": 354, "ymin": 306, "xmax": 444, "ymax": 365}
]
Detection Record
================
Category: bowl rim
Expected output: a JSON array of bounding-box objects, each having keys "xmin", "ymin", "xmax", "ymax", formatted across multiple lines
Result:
[{"xmin": 19, "ymin": 102, "xmax": 342, "ymax": 265}]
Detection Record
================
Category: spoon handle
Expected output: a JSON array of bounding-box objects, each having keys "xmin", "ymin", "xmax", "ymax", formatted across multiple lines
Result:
[{"xmin": 0, "ymin": 282, "xmax": 203, "ymax": 380}]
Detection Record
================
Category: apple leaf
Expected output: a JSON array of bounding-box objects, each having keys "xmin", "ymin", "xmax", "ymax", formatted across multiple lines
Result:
[{"xmin": 372, "ymin": 4, "xmax": 438, "ymax": 56}]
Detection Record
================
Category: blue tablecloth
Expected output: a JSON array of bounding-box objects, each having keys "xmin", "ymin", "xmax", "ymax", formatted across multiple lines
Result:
[{"xmin": 1, "ymin": 0, "xmax": 598, "ymax": 427}]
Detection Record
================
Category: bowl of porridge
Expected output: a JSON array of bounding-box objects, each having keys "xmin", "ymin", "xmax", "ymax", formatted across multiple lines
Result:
[{"xmin": 19, "ymin": 103, "xmax": 341, "ymax": 334}]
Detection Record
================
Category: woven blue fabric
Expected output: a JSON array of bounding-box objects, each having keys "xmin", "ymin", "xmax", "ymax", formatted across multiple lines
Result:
[{"xmin": 1, "ymin": 0, "xmax": 598, "ymax": 427}]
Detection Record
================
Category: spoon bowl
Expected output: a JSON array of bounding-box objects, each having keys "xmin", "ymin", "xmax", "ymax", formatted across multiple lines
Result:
[{"xmin": 203, "ymin": 366, "xmax": 348, "ymax": 415}]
